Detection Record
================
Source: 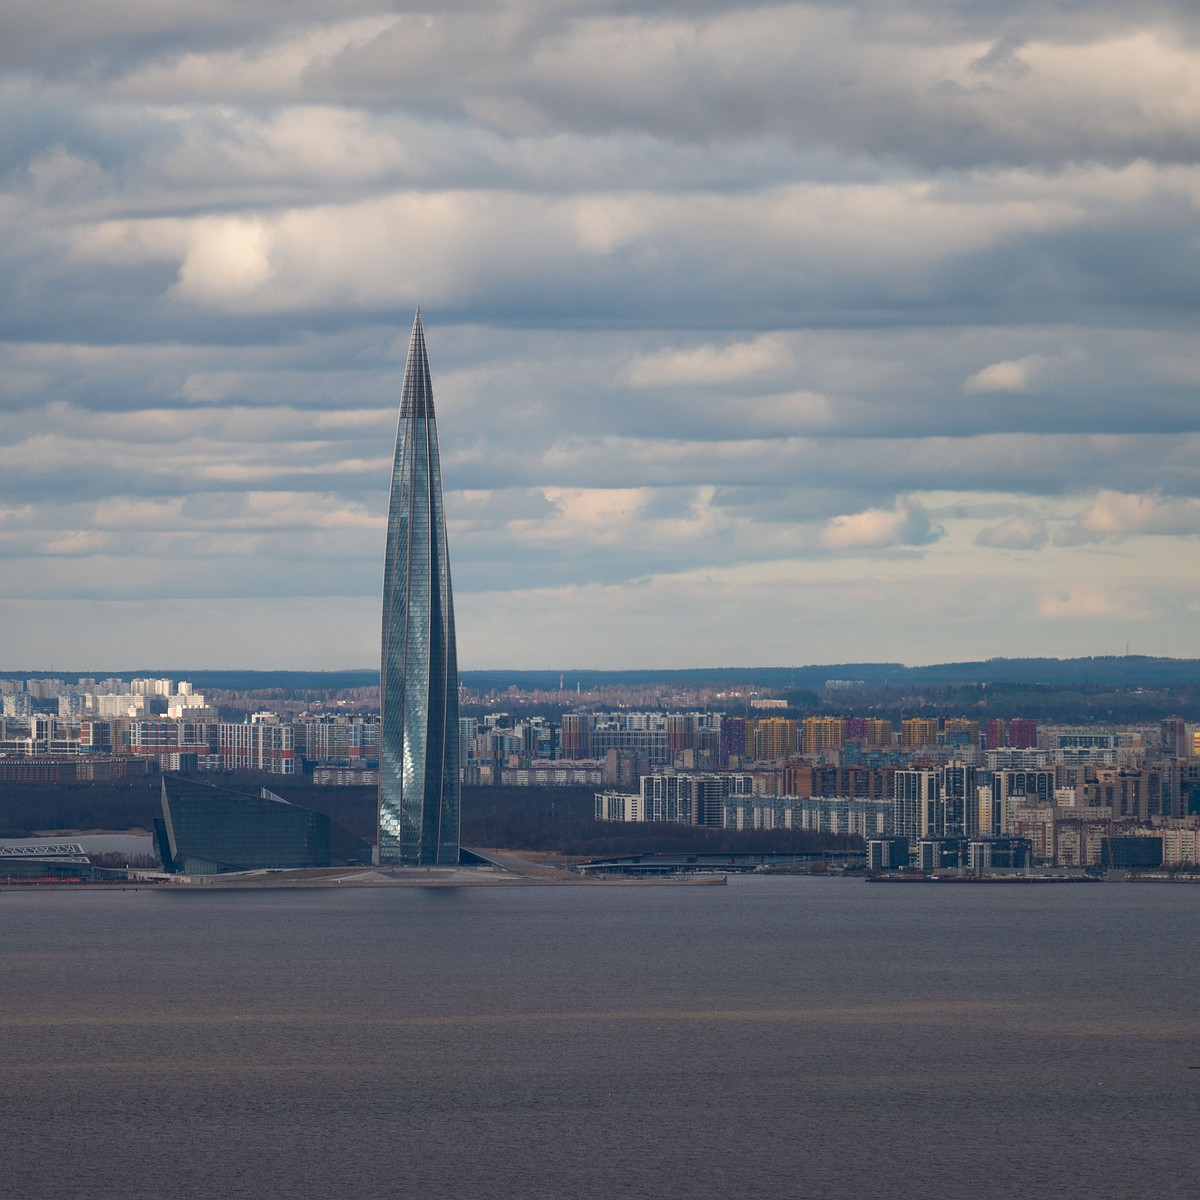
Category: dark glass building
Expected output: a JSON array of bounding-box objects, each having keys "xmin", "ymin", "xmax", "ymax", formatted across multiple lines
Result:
[
  {"xmin": 379, "ymin": 311, "xmax": 460, "ymax": 866},
  {"xmin": 155, "ymin": 776, "xmax": 368, "ymax": 874}
]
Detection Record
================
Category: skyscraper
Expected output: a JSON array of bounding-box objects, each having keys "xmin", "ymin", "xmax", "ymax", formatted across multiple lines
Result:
[{"xmin": 379, "ymin": 311, "xmax": 460, "ymax": 866}]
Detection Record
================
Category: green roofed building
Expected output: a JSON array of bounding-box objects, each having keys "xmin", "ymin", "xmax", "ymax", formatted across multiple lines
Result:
[{"xmin": 155, "ymin": 776, "xmax": 369, "ymax": 875}]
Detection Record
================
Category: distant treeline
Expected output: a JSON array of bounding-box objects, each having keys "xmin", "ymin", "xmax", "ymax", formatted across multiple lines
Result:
[
  {"xmin": 802, "ymin": 682, "xmax": 1200, "ymax": 724},
  {"xmin": 0, "ymin": 669, "xmax": 380, "ymax": 692},
  {"xmin": 0, "ymin": 777, "xmax": 846, "ymax": 858},
  {"xmin": 457, "ymin": 786, "xmax": 851, "ymax": 857},
  {"xmin": 465, "ymin": 657, "xmax": 1200, "ymax": 692},
  {"xmin": 0, "ymin": 776, "xmax": 161, "ymax": 838},
  {"xmin": 3, "ymin": 655, "xmax": 1198, "ymax": 693}
]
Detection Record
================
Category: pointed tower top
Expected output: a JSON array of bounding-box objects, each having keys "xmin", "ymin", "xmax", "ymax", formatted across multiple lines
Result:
[{"xmin": 400, "ymin": 309, "xmax": 433, "ymax": 418}]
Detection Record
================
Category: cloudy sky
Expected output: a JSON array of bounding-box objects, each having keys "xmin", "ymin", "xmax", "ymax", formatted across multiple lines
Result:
[{"xmin": 2, "ymin": 1, "xmax": 1199, "ymax": 671}]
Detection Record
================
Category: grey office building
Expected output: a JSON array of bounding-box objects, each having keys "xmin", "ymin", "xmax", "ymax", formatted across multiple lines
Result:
[{"xmin": 379, "ymin": 311, "xmax": 460, "ymax": 865}]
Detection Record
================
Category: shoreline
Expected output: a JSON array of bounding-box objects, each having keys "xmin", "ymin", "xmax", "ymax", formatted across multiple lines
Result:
[{"xmin": 0, "ymin": 868, "xmax": 729, "ymax": 891}]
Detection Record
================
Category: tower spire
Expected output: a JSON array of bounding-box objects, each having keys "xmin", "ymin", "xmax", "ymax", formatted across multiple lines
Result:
[
  {"xmin": 399, "ymin": 309, "xmax": 434, "ymax": 418},
  {"xmin": 379, "ymin": 312, "xmax": 460, "ymax": 866}
]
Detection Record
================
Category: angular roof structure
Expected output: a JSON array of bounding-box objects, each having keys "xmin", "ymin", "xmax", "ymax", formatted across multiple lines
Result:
[{"xmin": 156, "ymin": 776, "xmax": 368, "ymax": 875}]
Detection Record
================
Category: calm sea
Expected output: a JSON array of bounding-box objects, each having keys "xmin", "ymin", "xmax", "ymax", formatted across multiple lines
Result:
[{"xmin": 2, "ymin": 876, "xmax": 1198, "ymax": 1199}]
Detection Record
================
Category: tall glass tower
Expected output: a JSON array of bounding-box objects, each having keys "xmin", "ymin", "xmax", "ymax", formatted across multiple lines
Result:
[{"xmin": 379, "ymin": 310, "xmax": 460, "ymax": 866}]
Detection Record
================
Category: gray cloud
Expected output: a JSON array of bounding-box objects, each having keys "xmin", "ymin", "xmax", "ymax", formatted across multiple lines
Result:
[
  {"xmin": 2, "ymin": 2, "xmax": 1199, "ymax": 665},
  {"xmin": 975, "ymin": 514, "xmax": 1049, "ymax": 549},
  {"xmin": 1053, "ymin": 490, "xmax": 1200, "ymax": 546},
  {"xmin": 970, "ymin": 35, "xmax": 1030, "ymax": 78}
]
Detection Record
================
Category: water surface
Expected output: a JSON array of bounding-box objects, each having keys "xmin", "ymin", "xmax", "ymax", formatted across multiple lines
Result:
[{"xmin": 2, "ymin": 876, "xmax": 1197, "ymax": 1199}]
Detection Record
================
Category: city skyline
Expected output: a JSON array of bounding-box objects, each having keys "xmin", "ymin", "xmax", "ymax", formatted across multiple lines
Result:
[{"xmin": 2, "ymin": 4, "xmax": 1199, "ymax": 671}]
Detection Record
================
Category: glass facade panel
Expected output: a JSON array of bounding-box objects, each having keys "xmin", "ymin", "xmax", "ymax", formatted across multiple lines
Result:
[
  {"xmin": 157, "ymin": 777, "xmax": 368, "ymax": 874},
  {"xmin": 379, "ymin": 312, "xmax": 461, "ymax": 865}
]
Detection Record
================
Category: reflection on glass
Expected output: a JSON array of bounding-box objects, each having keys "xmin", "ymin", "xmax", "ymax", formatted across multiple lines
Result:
[{"xmin": 379, "ymin": 312, "xmax": 460, "ymax": 866}]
